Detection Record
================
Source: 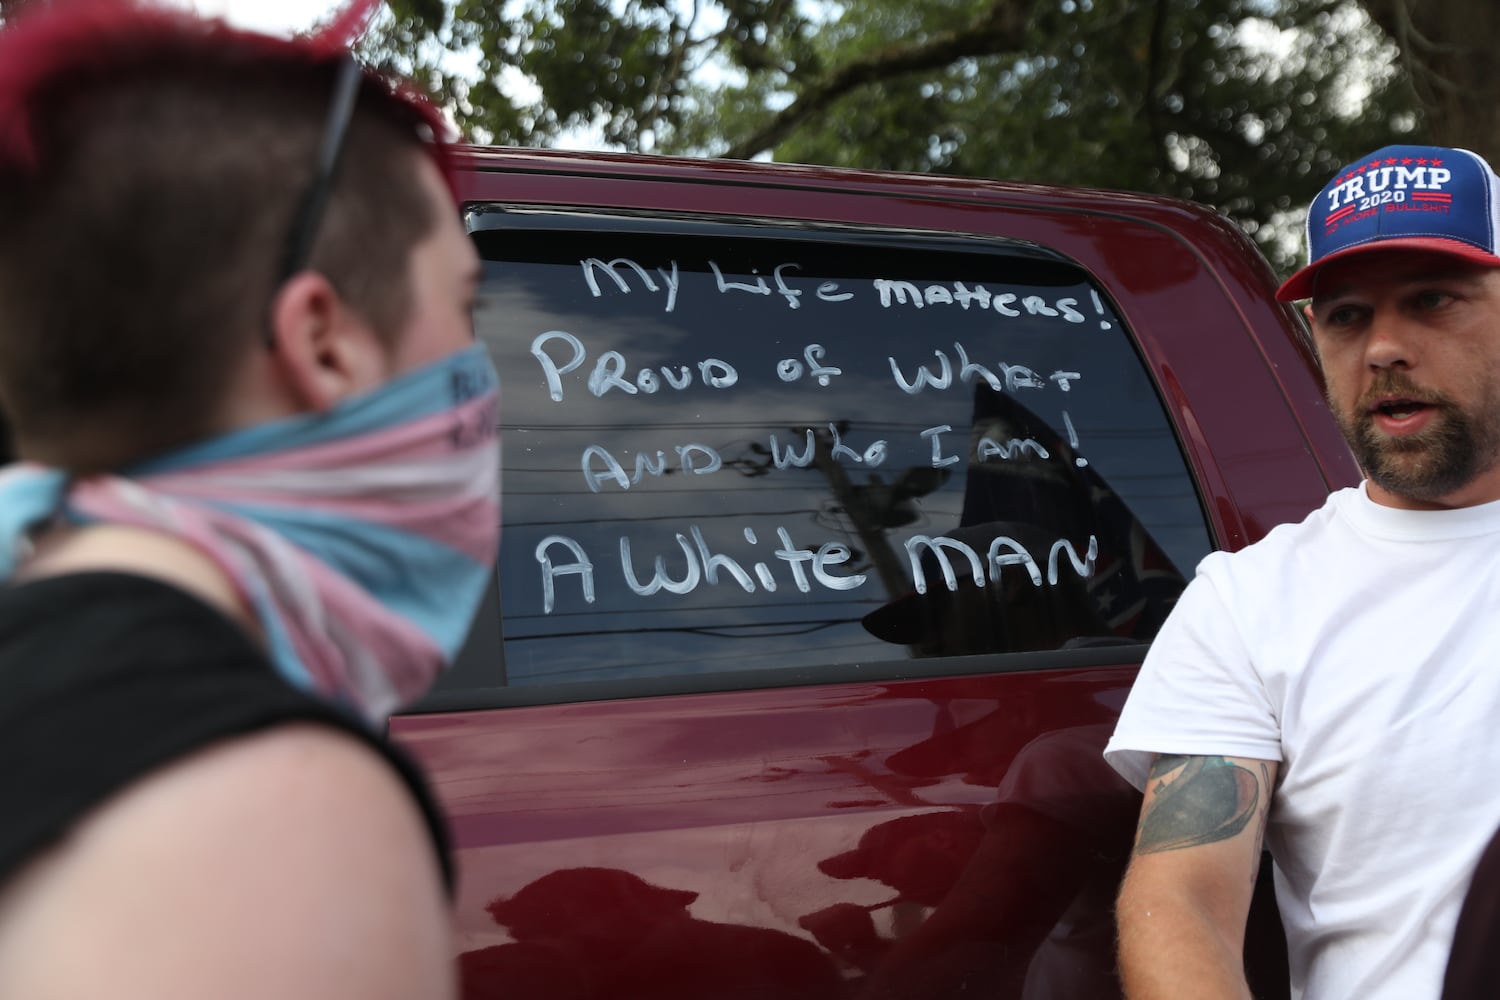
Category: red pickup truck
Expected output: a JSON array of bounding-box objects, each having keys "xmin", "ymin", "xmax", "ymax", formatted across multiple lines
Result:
[{"xmin": 392, "ymin": 146, "xmax": 1358, "ymax": 1000}]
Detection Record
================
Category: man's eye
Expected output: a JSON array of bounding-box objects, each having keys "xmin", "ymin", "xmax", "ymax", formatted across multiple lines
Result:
[
  {"xmin": 1325, "ymin": 306, "xmax": 1361, "ymax": 326},
  {"xmin": 1415, "ymin": 290, "xmax": 1454, "ymax": 311}
]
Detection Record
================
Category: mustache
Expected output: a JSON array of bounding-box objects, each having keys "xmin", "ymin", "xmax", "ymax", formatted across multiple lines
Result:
[{"xmin": 1353, "ymin": 372, "xmax": 1448, "ymax": 413}]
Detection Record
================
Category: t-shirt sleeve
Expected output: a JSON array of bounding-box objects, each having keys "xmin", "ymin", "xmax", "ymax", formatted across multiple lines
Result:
[{"xmin": 1103, "ymin": 561, "xmax": 1282, "ymax": 791}]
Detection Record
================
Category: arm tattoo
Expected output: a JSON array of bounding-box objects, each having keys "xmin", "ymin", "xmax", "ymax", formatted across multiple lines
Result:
[
  {"xmin": 1134, "ymin": 755, "xmax": 1261, "ymax": 856},
  {"xmin": 1249, "ymin": 761, "xmax": 1272, "ymax": 883}
]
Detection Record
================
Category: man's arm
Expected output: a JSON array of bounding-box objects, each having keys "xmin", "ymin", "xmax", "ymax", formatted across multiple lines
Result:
[{"xmin": 1116, "ymin": 753, "xmax": 1277, "ymax": 1000}]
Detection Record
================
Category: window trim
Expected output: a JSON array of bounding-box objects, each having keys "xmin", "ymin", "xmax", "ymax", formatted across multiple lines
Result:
[{"xmin": 403, "ymin": 640, "xmax": 1149, "ymax": 713}]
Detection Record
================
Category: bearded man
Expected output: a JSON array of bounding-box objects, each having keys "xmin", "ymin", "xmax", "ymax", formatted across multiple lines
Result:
[{"xmin": 1107, "ymin": 144, "xmax": 1500, "ymax": 1000}]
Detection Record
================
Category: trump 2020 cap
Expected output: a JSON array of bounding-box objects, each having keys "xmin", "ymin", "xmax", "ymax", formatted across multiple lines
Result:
[{"xmin": 1276, "ymin": 144, "xmax": 1500, "ymax": 302}]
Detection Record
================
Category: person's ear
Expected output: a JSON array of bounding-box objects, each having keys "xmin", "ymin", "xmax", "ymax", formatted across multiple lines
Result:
[
  {"xmin": 1303, "ymin": 303, "xmax": 1316, "ymax": 324},
  {"xmin": 267, "ymin": 272, "xmax": 388, "ymax": 412}
]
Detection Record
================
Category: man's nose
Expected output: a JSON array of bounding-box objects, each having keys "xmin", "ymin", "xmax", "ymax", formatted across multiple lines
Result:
[{"xmin": 1364, "ymin": 311, "xmax": 1414, "ymax": 370}]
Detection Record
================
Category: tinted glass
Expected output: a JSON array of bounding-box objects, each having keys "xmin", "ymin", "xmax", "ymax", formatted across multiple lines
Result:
[{"xmin": 469, "ymin": 214, "xmax": 1209, "ymax": 688}]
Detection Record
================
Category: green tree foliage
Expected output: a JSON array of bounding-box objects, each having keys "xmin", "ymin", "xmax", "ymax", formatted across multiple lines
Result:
[{"xmin": 368, "ymin": 0, "xmax": 1482, "ymax": 272}]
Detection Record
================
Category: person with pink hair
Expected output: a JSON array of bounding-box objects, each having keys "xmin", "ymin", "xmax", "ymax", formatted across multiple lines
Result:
[{"xmin": 0, "ymin": 3, "xmax": 499, "ymax": 997}]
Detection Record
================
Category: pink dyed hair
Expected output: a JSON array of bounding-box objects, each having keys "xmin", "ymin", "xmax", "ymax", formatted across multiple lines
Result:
[{"xmin": 0, "ymin": 0, "xmax": 456, "ymax": 189}]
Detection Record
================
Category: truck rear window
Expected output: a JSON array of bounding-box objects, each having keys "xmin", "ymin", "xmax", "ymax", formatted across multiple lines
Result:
[{"xmin": 456, "ymin": 211, "xmax": 1210, "ymax": 692}]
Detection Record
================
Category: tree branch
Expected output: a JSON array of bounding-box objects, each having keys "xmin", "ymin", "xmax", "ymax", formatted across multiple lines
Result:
[
  {"xmin": 720, "ymin": 0, "xmax": 1036, "ymax": 160},
  {"xmin": 1142, "ymin": 0, "xmax": 1171, "ymax": 181}
]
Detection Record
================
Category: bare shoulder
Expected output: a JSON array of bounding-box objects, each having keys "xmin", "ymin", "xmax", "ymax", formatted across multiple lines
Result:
[{"xmin": 0, "ymin": 724, "xmax": 455, "ymax": 1000}]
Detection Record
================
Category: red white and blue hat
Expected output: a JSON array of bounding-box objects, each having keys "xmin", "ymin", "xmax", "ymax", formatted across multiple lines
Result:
[{"xmin": 1276, "ymin": 144, "xmax": 1500, "ymax": 301}]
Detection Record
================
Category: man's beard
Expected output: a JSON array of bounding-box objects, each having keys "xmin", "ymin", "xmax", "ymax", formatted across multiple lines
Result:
[{"xmin": 1335, "ymin": 373, "xmax": 1500, "ymax": 503}]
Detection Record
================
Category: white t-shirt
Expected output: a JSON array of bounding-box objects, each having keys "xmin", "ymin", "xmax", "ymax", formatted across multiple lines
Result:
[{"xmin": 1106, "ymin": 484, "xmax": 1500, "ymax": 1000}]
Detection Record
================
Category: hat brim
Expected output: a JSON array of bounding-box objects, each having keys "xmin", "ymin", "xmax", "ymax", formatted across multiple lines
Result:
[{"xmin": 1276, "ymin": 237, "xmax": 1500, "ymax": 302}]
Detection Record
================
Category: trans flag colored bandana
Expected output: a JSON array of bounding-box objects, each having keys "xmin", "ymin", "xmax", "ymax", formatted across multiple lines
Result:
[
  {"xmin": 1277, "ymin": 143, "xmax": 1500, "ymax": 301},
  {"xmin": 0, "ymin": 345, "xmax": 501, "ymax": 722}
]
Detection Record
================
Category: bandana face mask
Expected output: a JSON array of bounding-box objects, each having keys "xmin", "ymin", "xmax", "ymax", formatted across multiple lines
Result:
[{"xmin": 0, "ymin": 344, "xmax": 502, "ymax": 722}]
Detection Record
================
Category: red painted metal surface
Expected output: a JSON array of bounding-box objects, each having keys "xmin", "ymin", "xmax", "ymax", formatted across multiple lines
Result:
[
  {"xmin": 393, "ymin": 148, "xmax": 1351, "ymax": 998},
  {"xmin": 401, "ymin": 667, "xmax": 1143, "ymax": 998}
]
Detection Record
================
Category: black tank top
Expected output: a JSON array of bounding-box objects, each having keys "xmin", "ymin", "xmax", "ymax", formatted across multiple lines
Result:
[{"xmin": 0, "ymin": 572, "xmax": 452, "ymax": 888}]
